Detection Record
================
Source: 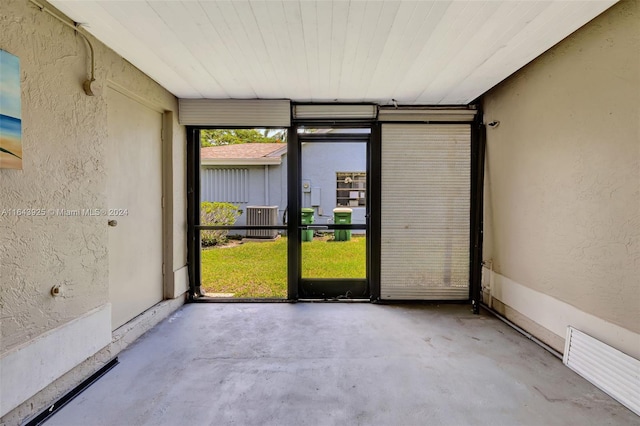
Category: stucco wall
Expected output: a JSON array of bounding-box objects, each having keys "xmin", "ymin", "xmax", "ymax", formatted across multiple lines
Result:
[
  {"xmin": 0, "ymin": 0, "xmax": 186, "ymax": 407},
  {"xmin": 482, "ymin": 0, "xmax": 639, "ymax": 346}
]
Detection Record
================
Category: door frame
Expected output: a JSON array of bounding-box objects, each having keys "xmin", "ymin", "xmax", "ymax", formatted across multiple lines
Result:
[
  {"xmin": 375, "ymin": 115, "xmax": 483, "ymax": 309},
  {"xmin": 186, "ymin": 105, "xmax": 482, "ymax": 306},
  {"xmin": 187, "ymin": 126, "xmax": 290, "ymax": 300},
  {"xmin": 106, "ymin": 85, "xmax": 165, "ymax": 329},
  {"xmin": 288, "ymin": 125, "xmax": 380, "ymax": 300}
]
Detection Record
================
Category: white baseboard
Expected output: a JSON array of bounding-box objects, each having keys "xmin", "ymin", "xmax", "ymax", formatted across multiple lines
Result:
[
  {"xmin": 173, "ymin": 266, "xmax": 188, "ymax": 298},
  {"xmin": 1, "ymin": 295, "xmax": 187, "ymax": 425},
  {"xmin": 0, "ymin": 304, "xmax": 112, "ymax": 417},
  {"xmin": 484, "ymin": 267, "xmax": 640, "ymax": 360}
]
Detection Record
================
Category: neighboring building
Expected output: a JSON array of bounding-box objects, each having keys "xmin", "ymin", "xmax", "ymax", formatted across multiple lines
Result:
[
  {"xmin": 300, "ymin": 141, "xmax": 367, "ymax": 227},
  {"xmin": 201, "ymin": 141, "xmax": 368, "ymax": 229},
  {"xmin": 201, "ymin": 143, "xmax": 287, "ymax": 229}
]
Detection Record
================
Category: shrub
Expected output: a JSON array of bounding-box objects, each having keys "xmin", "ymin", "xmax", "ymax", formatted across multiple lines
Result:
[{"xmin": 201, "ymin": 202, "xmax": 241, "ymax": 247}]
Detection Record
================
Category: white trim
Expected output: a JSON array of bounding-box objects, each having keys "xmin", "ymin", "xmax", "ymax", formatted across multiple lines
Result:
[
  {"xmin": 378, "ymin": 107, "xmax": 477, "ymax": 122},
  {"xmin": 0, "ymin": 304, "xmax": 112, "ymax": 417},
  {"xmin": 0, "ymin": 297, "xmax": 186, "ymax": 425},
  {"xmin": 172, "ymin": 266, "xmax": 188, "ymax": 299},
  {"xmin": 488, "ymin": 268, "xmax": 640, "ymax": 360},
  {"xmin": 293, "ymin": 104, "xmax": 377, "ymax": 119},
  {"xmin": 107, "ymin": 80, "xmax": 165, "ymax": 114},
  {"xmin": 201, "ymin": 157, "xmax": 282, "ymax": 166},
  {"xmin": 267, "ymin": 146, "xmax": 288, "ymax": 158}
]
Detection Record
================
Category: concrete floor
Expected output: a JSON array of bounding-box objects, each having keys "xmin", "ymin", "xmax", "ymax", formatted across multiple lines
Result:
[{"xmin": 46, "ymin": 303, "xmax": 638, "ymax": 426}]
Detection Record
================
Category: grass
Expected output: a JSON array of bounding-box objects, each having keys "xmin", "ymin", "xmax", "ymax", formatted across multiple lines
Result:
[
  {"xmin": 301, "ymin": 235, "xmax": 366, "ymax": 278},
  {"xmin": 201, "ymin": 235, "xmax": 366, "ymax": 298}
]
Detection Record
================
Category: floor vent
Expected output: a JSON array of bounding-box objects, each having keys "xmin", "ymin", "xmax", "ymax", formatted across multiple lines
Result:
[
  {"xmin": 563, "ymin": 327, "xmax": 640, "ymax": 416},
  {"xmin": 246, "ymin": 206, "xmax": 278, "ymax": 239}
]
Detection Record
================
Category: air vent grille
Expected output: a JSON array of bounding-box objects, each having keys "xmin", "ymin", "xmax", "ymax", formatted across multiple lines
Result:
[
  {"xmin": 563, "ymin": 327, "xmax": 640, "ymax": 416},
  {"xmin": 246, "ymin": 206, "xmax": 278, "ymax": 239}
]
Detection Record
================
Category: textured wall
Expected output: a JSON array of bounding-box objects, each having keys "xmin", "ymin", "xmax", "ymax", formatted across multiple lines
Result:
[
  {"xmin": 0, "ymin": 0, "xmax": 186, "ymax": 353},
  {"xmin": 482, "ymin": 0, "xmax": 639, "ymax": 333}
]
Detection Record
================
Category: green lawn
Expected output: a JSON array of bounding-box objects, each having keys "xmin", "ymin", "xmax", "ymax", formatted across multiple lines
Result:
[
  {"xmin": 201, "ymin": 235, "xmax": 366, "ymax": 298},
  {"xmin": 301, "ymin": 236, "xmax": 366, "ymax": 279}
]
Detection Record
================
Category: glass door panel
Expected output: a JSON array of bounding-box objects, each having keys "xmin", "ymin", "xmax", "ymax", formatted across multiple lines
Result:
[
  {"xmin": 197, "ymin": 128, "xmax": 288, "ymax": 299},
  {"xmin": 301, "ymin": 232, "xmax": 367, "ymax": 279},
  {"xmin": 298, "ymin": 137, "xmax": 369, "ymax": 298}
]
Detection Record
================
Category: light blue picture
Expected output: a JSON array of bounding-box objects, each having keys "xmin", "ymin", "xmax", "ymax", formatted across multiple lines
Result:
[{"xmin": 0, "ymin": 49, "xmax": 22, "ymax": 169}]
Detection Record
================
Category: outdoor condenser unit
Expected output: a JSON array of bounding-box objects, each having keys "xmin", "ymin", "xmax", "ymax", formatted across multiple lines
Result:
[{"xmin": 246, "ymin": 206, "xmax": 279, "ymax": 239}]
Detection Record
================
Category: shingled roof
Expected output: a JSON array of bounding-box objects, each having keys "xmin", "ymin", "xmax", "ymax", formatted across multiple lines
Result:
[{"xmin": 201, "ymin": 143, "xmax": 287, "ymax": 166}]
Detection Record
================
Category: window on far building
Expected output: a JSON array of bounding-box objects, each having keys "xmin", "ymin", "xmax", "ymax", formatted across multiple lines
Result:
[{"xmin": 336, "ymin": 172, "xmax": 366, "ymax": 207}]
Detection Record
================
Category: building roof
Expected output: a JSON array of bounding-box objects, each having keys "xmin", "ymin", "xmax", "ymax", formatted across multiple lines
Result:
[{"xmin": 201, "ymin": 143, "xmax": 287, "ymax": 166}]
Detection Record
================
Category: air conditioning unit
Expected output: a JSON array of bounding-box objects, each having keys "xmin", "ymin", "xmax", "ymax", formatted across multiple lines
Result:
[{"xmin": 246, "ymin": 206, "xmax": 278, "ymax": 239}]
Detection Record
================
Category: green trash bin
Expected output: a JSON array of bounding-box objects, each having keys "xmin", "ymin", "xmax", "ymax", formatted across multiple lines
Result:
[
  {"xmin": 333, "ymin": 208, "xmax": 353, "ymax": 241},
  {"xmin": 301, "ymin": 208, "xmax": 314, "ymax": 242}
]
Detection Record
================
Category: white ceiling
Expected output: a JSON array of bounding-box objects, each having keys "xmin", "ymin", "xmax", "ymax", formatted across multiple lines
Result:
[{"xmin": 49, "ymin": 0, "xmax": 616, "ymax": 105}]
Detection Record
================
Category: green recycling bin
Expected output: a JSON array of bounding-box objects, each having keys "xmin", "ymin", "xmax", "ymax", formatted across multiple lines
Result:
[
  {"xmin": 301, "ymin": 208, "xmax": 315, "ymax": 242},
  {"xmin": 333, "ymin": 208, "xmax": 353, "ymax": 241}
]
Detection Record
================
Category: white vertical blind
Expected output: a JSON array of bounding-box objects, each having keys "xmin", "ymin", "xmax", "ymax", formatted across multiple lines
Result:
[
  {"xmin": 201, "ymin": 168, "xmax": 249, "ymax": 204},
  {"xmin": 381, "ymin": 124, "xmax": 470, "ymax": 300}
]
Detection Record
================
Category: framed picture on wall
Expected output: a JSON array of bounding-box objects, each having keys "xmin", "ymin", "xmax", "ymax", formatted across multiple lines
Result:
[{"xmin": 0, "ymin": 49, "xmax": 22, "ymax": 170}]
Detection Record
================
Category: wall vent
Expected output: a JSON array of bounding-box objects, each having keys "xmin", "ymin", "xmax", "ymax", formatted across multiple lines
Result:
[
  {"xmin": 246, "ymin": 206, "xmax": 278, "ymax": 239},
  {"xmin": 563, "ymin": 327, "xmax": 640, "ymax": 416}
]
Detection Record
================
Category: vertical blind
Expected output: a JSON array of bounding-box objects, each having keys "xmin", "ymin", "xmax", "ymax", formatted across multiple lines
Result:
[
  {"xmin": 380, "ymin": 124, "xmax": 470, "ymax": 300},
  {"xmin": 201, "ymin": 168, "xmax": 249, "ymax": 204}
]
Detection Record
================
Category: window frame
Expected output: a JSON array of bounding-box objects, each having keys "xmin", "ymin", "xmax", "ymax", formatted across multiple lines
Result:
[{"xmin": 336, "ymin": 171, "xmax": 367, "ymax": 207}]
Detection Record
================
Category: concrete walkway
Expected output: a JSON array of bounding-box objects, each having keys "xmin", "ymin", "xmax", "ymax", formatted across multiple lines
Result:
[{"xmin": 46, "ymin": 303, "xmax": 638, "ymax": 426}]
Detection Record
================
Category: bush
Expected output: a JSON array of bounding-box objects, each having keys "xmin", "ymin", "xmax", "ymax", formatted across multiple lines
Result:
[{"xmin": 201, "ymin": 202, "xmax": 241, "ymax": 247}]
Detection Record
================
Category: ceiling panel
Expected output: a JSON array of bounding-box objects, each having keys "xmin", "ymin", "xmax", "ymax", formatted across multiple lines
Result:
[{"xmin": 49, "ymin": 0, "xmax": 617, "ymax": 105}]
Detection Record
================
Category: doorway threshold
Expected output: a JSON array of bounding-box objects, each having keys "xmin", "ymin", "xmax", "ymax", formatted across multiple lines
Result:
[
  {"xmin": 191, "ymin": 297, "xmax": 293, "ymax": 303},
  {"xmin": 298, "ymin": 298, "xmax": 371, "ymax": 303}
]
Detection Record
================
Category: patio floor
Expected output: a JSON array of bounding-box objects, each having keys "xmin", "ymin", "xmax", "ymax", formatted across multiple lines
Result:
[{"xmin": 45, "ymin": 303, "xmax": 637, "ymax": 425}]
